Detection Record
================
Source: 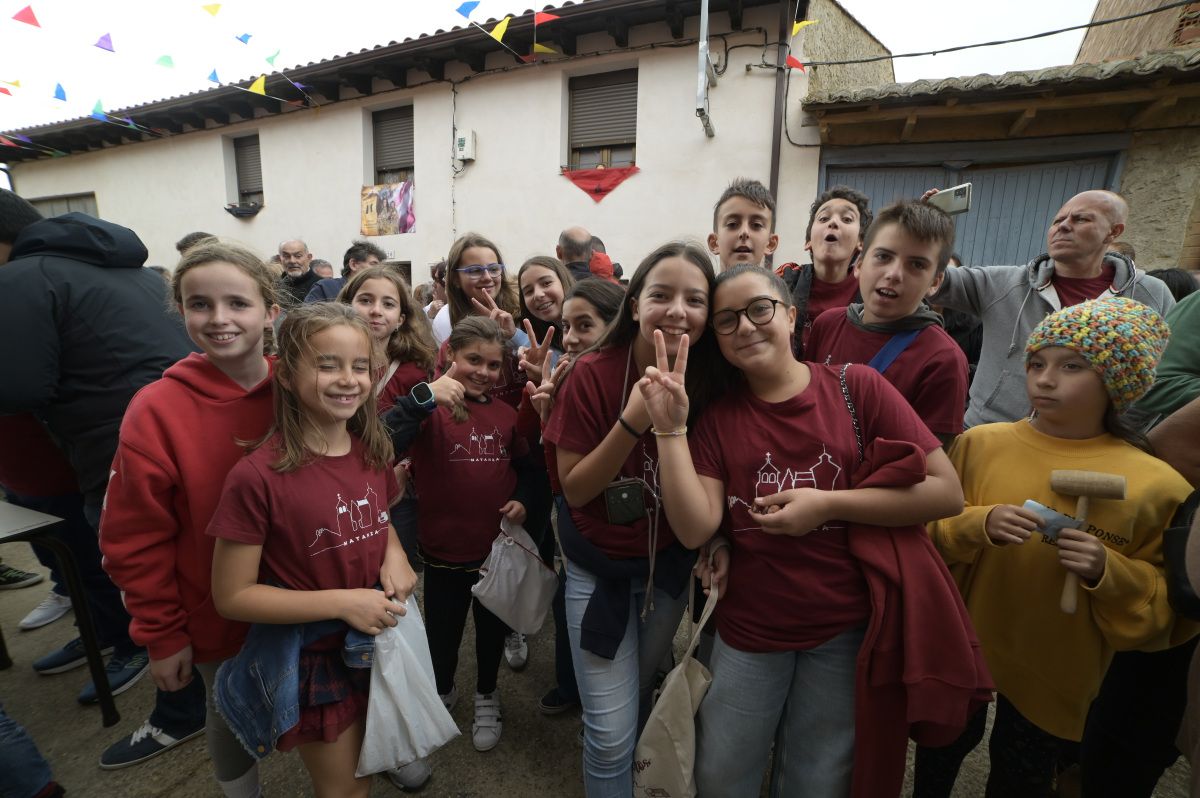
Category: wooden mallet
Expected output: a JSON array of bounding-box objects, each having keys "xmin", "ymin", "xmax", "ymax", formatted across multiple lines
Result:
[{"xmin": 1050, "ymin": 469, "xmax": 1127, "ymax": 614}]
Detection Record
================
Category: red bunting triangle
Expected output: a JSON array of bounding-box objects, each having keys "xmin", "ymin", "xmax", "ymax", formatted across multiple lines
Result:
[
  {"xmin": 0, "ymin": 87, "xmax": 10, "ymax": 96},
  {"xmin": 0, "ymin": 135, "xmax": 19, "ymax": 147},
  {"xmin": 562, "ymin": 166, "xmax": 639, "ymax": 202},
  {"xmin": 534, "ymin": 11, "xmax": 559, "ymax": 25},
  {"xmin": 785, "ymin": 54, "xmax": 806, "ymax": 71},
  {"xmin": 12, "ymin": 5, "xmax": 40, "ymax": 26}
]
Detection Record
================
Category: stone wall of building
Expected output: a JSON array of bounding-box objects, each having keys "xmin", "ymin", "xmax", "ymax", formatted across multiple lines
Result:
[
  {"xmin": 1076, "ymin": 0, "xmax": 1188, "ymax": 63},
  {"xmin": 1119, "ymin": 128, "xmax": 1200, "ymax": 269},
  {"xmin": 802, "ymin": 0, "xmax": 894, "ymax": 97}
]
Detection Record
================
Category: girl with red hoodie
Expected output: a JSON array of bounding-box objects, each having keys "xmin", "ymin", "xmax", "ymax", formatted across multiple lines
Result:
[{"xmin": 100, "ymin": 241, "xmax": 279, "ymax": 797}]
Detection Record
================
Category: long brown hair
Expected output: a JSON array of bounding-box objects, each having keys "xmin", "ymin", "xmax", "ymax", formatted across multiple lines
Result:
[
  {"xmin": 445, "ymin": 316, "xmax": 507, "ymax": 422},
  {"xmin": 257, "ymin": 303, "xmax": 393, "ymax": 472},
  {"xmin": 518, "ymin": 255, "xmax": 575, "ymax": 351},
  {"xmin": 338, "ymin": 265, "xmax": 436, "ymax": 373},
  {"xmin": 445, "ymin": 233, "xmax": 521, "ymax": 326}
]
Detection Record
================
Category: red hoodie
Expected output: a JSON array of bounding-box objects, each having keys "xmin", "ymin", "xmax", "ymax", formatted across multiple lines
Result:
[{"xmin": 99, "ymin": 353, "xmax": 274, "ymax": 663}]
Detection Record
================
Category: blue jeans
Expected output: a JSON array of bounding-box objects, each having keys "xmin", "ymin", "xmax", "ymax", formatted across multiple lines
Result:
[
  {"xmin": 563, "ymin": 558, "xmax": 687, "ymax": 798},
  {"xmin": 0, "ymin": 703, "xmax": 53, "ymax": 798},
  {"xmin": 696, "ymin": 627, "xmax": 865, "ymax": 798}
]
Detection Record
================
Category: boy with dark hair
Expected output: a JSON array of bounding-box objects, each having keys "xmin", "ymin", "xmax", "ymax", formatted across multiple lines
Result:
[
  {"xmin": 779, "ymin": 185, "xmax": 873, "ymax": 357},
  {"xmin": 708, "ymin": 177, "xmax": 779, "ymax": 271},
  {"xmin": 807, "ymin": 200, "xmax": 968, "ymax": 446}
]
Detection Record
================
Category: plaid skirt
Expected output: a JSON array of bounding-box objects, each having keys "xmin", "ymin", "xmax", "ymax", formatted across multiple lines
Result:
[{"xmin": 275, "ymin": 633, "xmax": 371, "ymax": 751}]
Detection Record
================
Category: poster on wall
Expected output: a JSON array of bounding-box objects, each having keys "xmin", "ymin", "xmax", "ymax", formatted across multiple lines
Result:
[{"xmin": 360, "ymin": 181, "xmax": 415, "ymax": 236}]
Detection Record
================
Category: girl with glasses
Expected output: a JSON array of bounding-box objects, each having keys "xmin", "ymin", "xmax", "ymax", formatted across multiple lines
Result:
[{"xmin": 643, "ymin": 264, "xmax": 987, "ymax": 798}]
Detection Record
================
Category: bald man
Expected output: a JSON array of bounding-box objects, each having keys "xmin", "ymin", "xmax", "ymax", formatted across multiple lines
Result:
[
  {"xmin": 276, "ymin": 238, "xmax": 321, "ymax": 307},
  {"xmin": 556, "ymin": 226, "xmax": 594, "ymax": 281},
  {"xmin": 931, "ymin": 189, "xmax": 1175, "ymax": 427}
]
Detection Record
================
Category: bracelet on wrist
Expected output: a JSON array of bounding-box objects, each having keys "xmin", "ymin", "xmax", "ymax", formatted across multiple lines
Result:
[
  {"xmin": 651, "ymin": 426, "xmax": 687, "ymax": 437},
  {"xmin": 617, "ymin": 415, "xmax": 641, "ymax": 439}
]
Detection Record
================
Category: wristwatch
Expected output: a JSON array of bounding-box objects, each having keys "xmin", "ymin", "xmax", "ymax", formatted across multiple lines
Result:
[{"xmin": 410, "ymin": 382, "xmax": 436, "ymax": 412}]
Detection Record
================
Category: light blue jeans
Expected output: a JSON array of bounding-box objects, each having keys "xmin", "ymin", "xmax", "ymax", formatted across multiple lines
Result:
[
  {"xmin": 696, "ymin": 626, "xmax": 865, "ymax": 798},
  {"xmin": 563, "ymin": 558, "xmax": 687, "ymax": 798},
  {"xmin": 0, "ymin": 703, "xmax": 53, "ymax": 798}
]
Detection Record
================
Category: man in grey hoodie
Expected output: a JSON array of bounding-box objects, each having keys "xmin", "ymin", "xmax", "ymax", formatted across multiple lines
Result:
[{"xmin": 931, "ymin": 189, "xmax": 1175, "ymax": 428}]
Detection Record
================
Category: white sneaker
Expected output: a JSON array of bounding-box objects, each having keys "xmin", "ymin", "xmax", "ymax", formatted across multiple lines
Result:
[
  {"xmin": 472, "ymin": 692, "xmax": 503, "ymax": 751},
  {"xmin": 386, "ymin": 757, "xmax": 432, "ymax": 791},
  {"xmin": 20, "ymin": 592, "xmax": 72, "ymax": 630},
  {"xmin": 504, "ymin": 631, "xmax": 528, "ymax": 670},
  {"xmin": 439, "ymin": 685, "xmax": 458, "ymax": 712}
]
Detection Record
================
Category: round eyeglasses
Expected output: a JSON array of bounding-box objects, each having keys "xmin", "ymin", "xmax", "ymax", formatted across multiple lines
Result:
[
  {"xmin": 711, "ymin": 297, "xmax": 782, "ymax": 335},
  {"xmin": 454, "ymin": 263, "xmax": 504, "ymax": 280}
]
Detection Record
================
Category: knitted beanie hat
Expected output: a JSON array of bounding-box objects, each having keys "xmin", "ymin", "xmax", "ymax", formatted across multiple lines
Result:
[{"xmin": 1025, "ymin": 296, "xmax": 1169, "ymax": 412}]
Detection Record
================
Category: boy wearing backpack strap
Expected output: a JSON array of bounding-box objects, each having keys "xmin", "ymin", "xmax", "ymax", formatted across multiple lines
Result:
[{"xmin": 807, "ymin": 200, "xmax": 968, "ymax": 447}]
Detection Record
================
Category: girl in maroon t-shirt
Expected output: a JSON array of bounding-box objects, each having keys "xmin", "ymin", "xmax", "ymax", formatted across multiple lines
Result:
[
  {"xmin": 209, "ymin": 303, "xmax": 416, "ymax": 798},
  {"xmin": 643, "ymin": 265, "xmax": 964, "ymax": 797},
  {"xmin": 542, "ymin": 241, "xmax": 731, "ymax": 796}
]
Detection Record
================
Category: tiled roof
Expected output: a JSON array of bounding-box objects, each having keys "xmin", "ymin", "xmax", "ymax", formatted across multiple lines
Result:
[{"xmin": 805, "ymin": 46, "xmax": 1200, "ymax": 107}]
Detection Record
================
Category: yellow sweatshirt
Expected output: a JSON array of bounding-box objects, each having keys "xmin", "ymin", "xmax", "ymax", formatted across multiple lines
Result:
[{"xmin": 931, "ymin": 419, "xmax": 1192, "ymax": 741}]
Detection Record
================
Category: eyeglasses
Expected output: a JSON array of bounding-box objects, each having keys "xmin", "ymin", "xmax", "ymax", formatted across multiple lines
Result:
[
  {"xmin": 454, "ymin": 263, "xmax": 504, "ymax": 279},
  {"xmin": 711, "ymin": 297, "xmax": 782, "ymax": 335}
]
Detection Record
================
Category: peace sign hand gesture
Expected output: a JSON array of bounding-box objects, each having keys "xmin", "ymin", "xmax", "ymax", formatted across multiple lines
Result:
[
  {"xmin": 471, "ymin": 292, "xmax": 517, "ymax": 338},
  {"xmin": 637, "ymin": 330, "xmax": 690, "ymax": 432},
  {"xmin": 519, "ymin": 319, "xmax": 557, "ymax": 384}
]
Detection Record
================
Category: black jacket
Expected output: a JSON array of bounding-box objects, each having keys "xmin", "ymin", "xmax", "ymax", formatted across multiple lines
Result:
[
  {"xmin": 0, "ymin": 213, "xmax": 194, "ymax": 512},
  {"xmin": 278, "ymin": 269, "xmax": 322, "ymax": 307}
]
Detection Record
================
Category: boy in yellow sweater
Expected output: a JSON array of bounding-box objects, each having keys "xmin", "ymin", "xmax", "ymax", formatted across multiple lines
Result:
[{"xmin": 914, "ymin": 297, "xmax": 1192, "ymax": 797}]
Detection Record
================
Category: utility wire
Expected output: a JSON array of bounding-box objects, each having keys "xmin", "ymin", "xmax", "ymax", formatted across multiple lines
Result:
[{"xmin": 799, "ymin": 0, "xmax": 1193, "ymax": 67}]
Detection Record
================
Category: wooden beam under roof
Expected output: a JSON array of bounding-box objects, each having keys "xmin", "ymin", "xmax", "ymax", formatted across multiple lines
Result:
[{"xmin": 1008, "ymin": 108, "xmax": 1036, "ymax": 136}]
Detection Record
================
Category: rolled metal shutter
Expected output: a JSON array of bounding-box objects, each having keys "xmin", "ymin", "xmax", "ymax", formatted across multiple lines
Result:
[
  {"xmin": 234, "ymin": 135, "xmax": 263, "ymax": 195},
  {"xmin": 374, "ymin": 106, "xmax": 415, "ymax": 171},
  {"xmin": 569, "ymin": 69, "xmax": 637, "ymax": 149}
]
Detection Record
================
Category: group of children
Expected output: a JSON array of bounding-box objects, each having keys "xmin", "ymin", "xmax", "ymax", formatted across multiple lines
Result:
[{"xmin": 89, "ymin": 176, "xmax": 1194, "ymax": 798}]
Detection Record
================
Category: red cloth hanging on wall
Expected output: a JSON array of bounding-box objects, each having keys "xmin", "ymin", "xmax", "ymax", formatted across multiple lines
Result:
[{"xmin": 561, "ymin": 166, "xmax": 639, "ymax": 202}]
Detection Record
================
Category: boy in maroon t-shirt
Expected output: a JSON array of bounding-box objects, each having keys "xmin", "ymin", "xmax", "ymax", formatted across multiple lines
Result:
[{"xmin": 808, "ymin": 200, "xmax": 967, "ymax": 446}]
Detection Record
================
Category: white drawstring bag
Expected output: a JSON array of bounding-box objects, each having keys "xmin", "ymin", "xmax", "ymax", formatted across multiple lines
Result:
[
  {"xmin": 633, "ymin": 583, "xmax": 719, "ymax": 798},
  {"xmin": 356, "ymin": 596, "xmax": 460, "ymax": 777},
  {"xmin": 470, "ymin": 518, "xmax": 558, "ymax": 635}
]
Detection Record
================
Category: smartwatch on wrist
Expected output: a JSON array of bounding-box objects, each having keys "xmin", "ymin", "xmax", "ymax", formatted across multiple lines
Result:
[{"xmin": 410, "ymin": 382, "xmax": 436, "ymax": 412}]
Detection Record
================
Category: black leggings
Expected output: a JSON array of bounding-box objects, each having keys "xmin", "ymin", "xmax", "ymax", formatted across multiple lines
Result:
[
  {"xmin": 422, "ymin": 557, "xmax": 507, "ymax": 696},
  {"xmin": 914, "ymin": 694, "xmax": 1071, "ymax": 798}
]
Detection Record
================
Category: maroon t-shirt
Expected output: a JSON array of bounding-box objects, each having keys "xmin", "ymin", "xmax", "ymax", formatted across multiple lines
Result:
[
  {"xmin": 690, "ymin": 364, "xmax": 940, "ymax": 653},
  {"xmin": 408, "ymin": 397, "xmax": 528, "ymax": 563},
  {"xmin": 803, "ymin": 271, "xmax": 859, "ymax": 350},
  {"xmin": 377, "ymin": 360, "xmax": 430, "ymax": 415},
  {"xmin": 1053, "ymin": 264, "xmax": 1115, "ymax": 308},
  {"xmin": 207, "ymin": 436, "xmax": 399, "ymax": 592},
  {"xmin": 544, "ymin": 344, "xmax": 679, "ymax": 559},
  {"xmin": 806, "ymin": 309, "xmax": 968, "ymax": 437}
]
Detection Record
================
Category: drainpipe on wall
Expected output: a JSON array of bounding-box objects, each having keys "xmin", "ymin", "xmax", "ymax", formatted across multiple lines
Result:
[{"xmin": 767, "ymin": 0, "xmax": 802, "ymax": 268}]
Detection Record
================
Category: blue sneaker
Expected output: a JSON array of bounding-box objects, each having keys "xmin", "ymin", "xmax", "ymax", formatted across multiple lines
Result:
[
  {"xmin": 33, "ymin": 637, "xmax": 115, "ymax": 675},
  {"xmin": 78, "ymin": 649, "xmax": 150, "ymax": 705}
]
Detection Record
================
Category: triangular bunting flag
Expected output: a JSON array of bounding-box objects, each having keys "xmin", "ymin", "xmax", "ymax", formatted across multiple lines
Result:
[
  {"xmin": 489, "ymin": 16, "xmax": 511, "ymax": 42},
  {"xmin": 122, "ymin": 117, "xmax": 137, "ymax": 129},
  {"xmin": 456, "ymin": 1, "xmax": 479, "ymax": 18},
  {"xmin": 156, "ymin": 55, "xmax": 174, "ymax": 68},
  {"xmin": 0, "ymin": 87, "xmax": 10, "ymax": 96},
  {"xmin": 792, "ymin": 19, "xmax": 817, "ymax": 36},
  {"xmin": 533, "ymin": 43, "xmax": 558, "ymax": 54},
  {"xmin": 2, "ymin": 80, "xmax": 20, "ymax": 87},
  {"xmin": 202, "ymin": 3, "xmax": 221, "ymax": 15},
  {"xmin": 12, "ymin": 5, "xmax": 39, "ymax": 27},
  {"xmin": 534, "ymin": 12, "xmax": 559, "ymax": 25},
  {"xmin": 235, "ymin": 33, "xmax": 251, "ymax": 44},
  {"xmin": 290, "ymin": 79, "xmax": 310, "ymax": 89},
  {"xmin": 562, "ymin": 166, "xmax": 639, "ymax": 202},
  {"xmin": 13, "ymin": 134, "xmax": 32, "ymax": 143},
  {"xmin": 266, "ymin": 49, "xmax": 280, "ymax": 66},
  {"xmin": 53, "ymin": 83, "xmax": 66, "ymax": 100},
  {"xmin": 0, "ymin": 136, "xmax": 19, "ymax": 147},
  {"xmin": 248, "ymin": 75, "xmax": 266, "ymax": 95},
  {"xmin": 91, "ymin": 100, "xmax": 107, "ymax": 120},
  {"xmin": 785, "ymin": 54, "xmax": 806, "ymax": 71},
  {"xmin": 518, "ymin": 54, "xmax": 536, "ymax": 63},
  {"xmin": 208, "ymin": 69, "xmax": 219, "ymax": 83},
  {"xmin": 95, "ymin": 33, "xmax": 114, "ymax": 51}
]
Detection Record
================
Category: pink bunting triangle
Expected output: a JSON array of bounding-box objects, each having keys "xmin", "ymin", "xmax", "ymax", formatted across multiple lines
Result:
[
  {"xmin": 785, "ymin": 54, "xmax": 805, "ymax": 71},
  {"xmin": 534, "ymin": 11, "xmax": 559, "ymax": 25},
  {"xmin": 0, "ymin": 135, "xmax": 19, "ymax": 147},
  {"xmin": 12, "ymin": 5, "xmax": 40, "ymax": 26},
  {"xmin": 0, "ymin": 87, "xmax": 10, "ymax": 96},
  {"xmin": 95, "ymin": 32, "xmax": 114, "ymax": 51}
]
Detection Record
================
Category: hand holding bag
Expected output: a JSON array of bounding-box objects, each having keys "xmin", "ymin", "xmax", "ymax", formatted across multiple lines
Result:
[
  {"xmin": 633, "ymin": 579, "xmax": 719, "ymax": 798},
  {"xmin": 471, "ymin": 517, "xmax": 559, "ymax": 635},
  {"xmin": 356, "ymin": 596, "xmax": 460, "ymax": 777}
]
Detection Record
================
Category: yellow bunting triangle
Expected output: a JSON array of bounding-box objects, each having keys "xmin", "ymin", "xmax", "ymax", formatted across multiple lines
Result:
[
  {"xmin": 792, "ymin": 19, "xmax": 817, "ymax": 36},
  {"xmin": 489, "ymin": 16, "xmax": 511, "ymax": 42},
  {"xmin": 248, "ymin": 74, "xmax": 266, "ymax": 95},
  {"xmin": 202, "ymin": 3, "xmax": 221, "ymax": 15},
  {"xmin": 532, "ymin": 43, "xmax": 558, "ymax": 54},
  {"xmin": 2, "ymin": 80, "xmax": 19, "ymax": 88}
]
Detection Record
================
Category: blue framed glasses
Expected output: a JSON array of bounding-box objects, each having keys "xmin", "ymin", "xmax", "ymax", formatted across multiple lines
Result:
[{"xmin": 454, "ymin": 263, "xmax": 504, "ymax": 279}]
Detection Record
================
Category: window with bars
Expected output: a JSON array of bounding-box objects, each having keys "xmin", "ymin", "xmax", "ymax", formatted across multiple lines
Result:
[
  {"xmin": 30, "ymin": 193, "xmax": 98, "ymax": 217},
  {"xmin": 234, "ymin": 135, "xmax": 263, "ymax": 205},
  {"xmin": 568, "ymin": 68, "xmax": 637, "ymax": 170},
  {"xmin": 373, "ymin": 106, "xmax": 415, "ymax": 185}
]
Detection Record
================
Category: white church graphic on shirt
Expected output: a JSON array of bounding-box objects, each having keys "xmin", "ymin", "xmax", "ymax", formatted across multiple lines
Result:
[
  {"xmin": 308, "ymin": 483, "xmax": 388, "ymax": 556},
  {"xmin": 448, "ymin": 426, "xmax": 509, "ymax": 463},
  {"xmin": 727, "ymin": 448, "xmax": 843, "ymax": 533}
]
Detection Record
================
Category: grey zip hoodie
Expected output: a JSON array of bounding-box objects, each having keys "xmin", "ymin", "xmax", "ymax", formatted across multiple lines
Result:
[{"xmin": 933, "ymin": 252, "xmax": 1175, "ymax": 428}]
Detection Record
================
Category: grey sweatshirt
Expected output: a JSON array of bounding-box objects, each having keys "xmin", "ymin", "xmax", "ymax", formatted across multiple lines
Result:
[{"xmin": 933, "ymin": 252, "xmax": 1176, "ymax": 428}]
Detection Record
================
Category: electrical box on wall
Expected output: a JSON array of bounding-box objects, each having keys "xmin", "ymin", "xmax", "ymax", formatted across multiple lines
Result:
[{"xmin": 455, "ymin": 129, "xmax": 476, "ymax": 161}]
